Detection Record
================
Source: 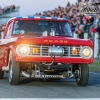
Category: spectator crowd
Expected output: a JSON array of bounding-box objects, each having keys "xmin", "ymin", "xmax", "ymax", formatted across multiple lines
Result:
[
  {"xmin": 0, "ymin": 0, "xmax": 100, "ymax": 39},
  {"xmin": 34, "ymin": 0, "xmax": 100, "ymax": 39},
  {"xmin": 0, "ymin": 4, "xmax": 16, "ymax": 33},
  {"xmin": 0, "ymin": 4, "xmax": 16, "ymax": 15}
]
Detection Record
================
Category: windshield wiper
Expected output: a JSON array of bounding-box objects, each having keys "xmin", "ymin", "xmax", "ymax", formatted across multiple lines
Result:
[{"xmin": 55, "ymin": 34, "xmax": 72, "ymax": 37}]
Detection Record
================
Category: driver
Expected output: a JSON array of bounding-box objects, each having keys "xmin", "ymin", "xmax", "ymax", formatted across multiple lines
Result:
[
  {"xmin": 50, "ymin": 24, "xmax": 61, "ymax": 36},
  {"xmin": 50, "ymin": 25, "xmax": 56, "ymax": 36}
]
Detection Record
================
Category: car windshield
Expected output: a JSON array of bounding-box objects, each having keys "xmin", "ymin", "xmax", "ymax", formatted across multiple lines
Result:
[{"xmin": 13, "ymin": 20, "xmax": 72, "ymax": 37}]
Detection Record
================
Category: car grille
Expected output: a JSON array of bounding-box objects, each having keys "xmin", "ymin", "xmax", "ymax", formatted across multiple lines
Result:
[{"xmin": 29, "ymin": 45, "xmax": 82, "ymax": 58}]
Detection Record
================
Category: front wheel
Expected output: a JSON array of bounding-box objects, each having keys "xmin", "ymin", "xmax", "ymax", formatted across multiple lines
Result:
[
  {"xmin": 0, "ymin": 71, "xmax": 4, "ymax": 79},
  {"xmin": 75, "ymin": 64, "xmax": 89, "ymax": 86},
  {"xmin": 9, "ymin": 57, "xmax": 20, "ymax": 85}
]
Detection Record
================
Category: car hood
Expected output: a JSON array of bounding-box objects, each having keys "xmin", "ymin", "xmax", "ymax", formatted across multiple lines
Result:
[
  {"xmin": 2, "ymin": 36, "xmax": 92, "ymax": 46},
  {"xmin": 8, "ymin": 36, "xmax": 93, "ymax": 46}
]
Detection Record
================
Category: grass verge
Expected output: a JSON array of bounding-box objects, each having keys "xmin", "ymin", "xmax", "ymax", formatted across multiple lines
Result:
[
  {"xmin": 92, "ymin": 62, "xmax": 100, "ymax": 66},
  {"xmin": 89, "ymin": 61, "xmax": 100, "ymax": 73}
]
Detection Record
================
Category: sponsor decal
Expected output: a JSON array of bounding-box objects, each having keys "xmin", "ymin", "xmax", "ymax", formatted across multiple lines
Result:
[
  {"xmin": 81, "ymin": 3, "xmax": 100, "ymax": 14},
  {"xmin": 81, "ymin": 6, "xmax": 99, "ymax": 14}
]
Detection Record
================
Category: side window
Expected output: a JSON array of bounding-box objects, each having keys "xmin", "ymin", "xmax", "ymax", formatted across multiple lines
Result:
[{"xmin": 5, "ymin": 22, "xmax": 13, "ymax": 38}]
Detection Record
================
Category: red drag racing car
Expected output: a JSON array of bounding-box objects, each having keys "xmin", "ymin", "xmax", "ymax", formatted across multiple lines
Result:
[{"xmin": 0, "ymin": 16, "xmax": 93, "ymax": 86}]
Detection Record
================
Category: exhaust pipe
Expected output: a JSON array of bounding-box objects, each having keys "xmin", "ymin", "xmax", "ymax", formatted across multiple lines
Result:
[{"xmin": 22, "ymin": 71, "xmax": 30, "ymax": 77}]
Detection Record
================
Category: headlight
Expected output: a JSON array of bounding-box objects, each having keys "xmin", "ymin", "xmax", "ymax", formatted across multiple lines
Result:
[
  {"xmin": 16, "ymin": 44, "xmax": 30, "ymax": 57},
  {"xmin": 80, "ymin": 46, "xmax": 93, "ymax": 59}
]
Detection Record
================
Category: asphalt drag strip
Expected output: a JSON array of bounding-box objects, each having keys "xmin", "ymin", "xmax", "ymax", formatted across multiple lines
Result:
[{"xmin": 0, "ymin": 72, "xmax": 100, "ymax": 98}]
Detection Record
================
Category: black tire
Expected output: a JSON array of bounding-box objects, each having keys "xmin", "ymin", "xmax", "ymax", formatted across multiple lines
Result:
[
  {"xmin": 0, "ymin": 71, "xmax": 4, "ymax": 79},
  {"xmin": 9, "ymin": 56, "xmax": 20, "ymax": 85},
  {"xmin": 75, "ymin": 64, "xmax": 89, "ymax": 86}
]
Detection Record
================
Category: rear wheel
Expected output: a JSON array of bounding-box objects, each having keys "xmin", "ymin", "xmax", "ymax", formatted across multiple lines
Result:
[
  {"xmin": 0, "ymin": 71, "xmax": 4, "ymax": 79},
  {"xmin": 9, "ymin": 56, "xmax": 20, "ymax": 85},
  {"xmin": 75, "ymin": 64, "xmax": 89, "ymax": 86}
]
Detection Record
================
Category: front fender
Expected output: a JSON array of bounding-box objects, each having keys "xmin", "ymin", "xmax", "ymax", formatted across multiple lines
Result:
[{"xmin": 9, "ymin": 44, "xmax": 19, "ymax": 62}]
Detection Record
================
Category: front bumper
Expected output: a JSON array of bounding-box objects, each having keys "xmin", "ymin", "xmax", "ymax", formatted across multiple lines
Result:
[{"xmin": 15, "ymin": 56, "xmax": 93, "ymax": 64}]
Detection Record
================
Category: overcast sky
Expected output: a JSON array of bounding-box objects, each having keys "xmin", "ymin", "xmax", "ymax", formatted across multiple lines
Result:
[{"xmin": 0, "ymin": 0, "xmax": 77, "ymax": 15}]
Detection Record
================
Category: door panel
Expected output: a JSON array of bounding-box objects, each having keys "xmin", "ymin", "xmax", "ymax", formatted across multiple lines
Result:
[
  {"xmin": 0, "ymin": 46, "xmax": 7, "ymax": 69},
  {"xmin": 0, "ymin": 21, "xmax": 14, "ymax": 70}
]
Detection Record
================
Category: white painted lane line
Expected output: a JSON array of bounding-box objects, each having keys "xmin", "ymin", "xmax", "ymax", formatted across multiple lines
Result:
[
  {"xmin": 89, "ymin": 72, "xmax": 100, "ymax": 75},
  {"xmin": 14, "ymin": 98, "xmax": 100, "ymax": 100}
]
